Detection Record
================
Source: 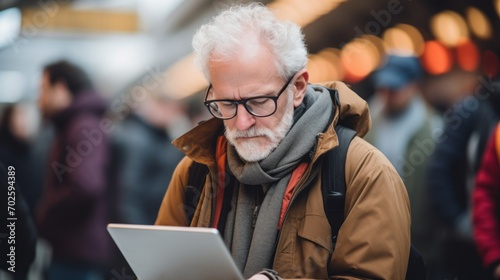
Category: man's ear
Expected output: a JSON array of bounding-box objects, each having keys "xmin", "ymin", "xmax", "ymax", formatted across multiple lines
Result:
[{"xmin": 292, "ymin": 69, "xmax": 309, "ymax": 108}]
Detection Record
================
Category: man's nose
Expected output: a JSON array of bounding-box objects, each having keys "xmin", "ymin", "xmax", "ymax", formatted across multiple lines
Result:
[{"xmin": 234, "ymin": 104, "xmax": 256, "ymax": 131}]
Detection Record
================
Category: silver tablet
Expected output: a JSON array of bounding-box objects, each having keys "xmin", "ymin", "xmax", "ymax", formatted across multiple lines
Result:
[{"xmin": 107, "ymin": 224, "xmax": 245, "ymax": 280}]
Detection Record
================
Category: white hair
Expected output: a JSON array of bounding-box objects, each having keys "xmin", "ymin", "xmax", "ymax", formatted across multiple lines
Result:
[{"xmin": 192, "ymin": 3, "xmax": 308, "ymax": 81}]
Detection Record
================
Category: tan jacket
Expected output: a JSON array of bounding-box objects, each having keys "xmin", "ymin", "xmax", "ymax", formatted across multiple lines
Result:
[{"xmin": 156, "ymin": 82, "xmax": 411, "ymax": 280}]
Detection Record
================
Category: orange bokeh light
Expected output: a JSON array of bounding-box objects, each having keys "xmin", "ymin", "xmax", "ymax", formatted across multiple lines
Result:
[
  {"xmin": 318, "ymin": 48, "xmax": 344, "ymax": 81},
  {"xmin": 341, "ymin": 37, "xmax": 380, "ymax": 83},
  {"xmin": 421, "ymin": 41, "xmax": 453, "ymax": 75},
  {"xmin": 456, "ymin": 40, "xmax": 479, "ymax": 71},
  {"xmin": 466, "ymin": 7, "xmax": 492, "ymax": 40},
  {"xmin": 430, "ymin": 10, "xmax": 469, "ymax": 47},
  {"xmin": 496, "ymin": 0, "xmax": 500, "ymax": 18},
  {"xmin": 307, "ymin": 51, "xmax": 343, "ymax": 83},
  {"xmin": 383, "ymin": 24, "xmax": 424, "ymax": 55}
]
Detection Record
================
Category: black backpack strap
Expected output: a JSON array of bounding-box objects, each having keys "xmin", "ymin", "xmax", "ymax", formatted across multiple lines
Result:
[
  {"xmin": 405, "ymin": 246, "xmax": 427, "ymax": 280},
  {"xmin": 184, "ymin": 161, "xmax": 209, "ymax": 225},
  {"xmin": 322, "ymin": 126, "xmax": 428, "ymax": 279},
  {"xmin": 322, "ymin": 125, "xmax": 357, "ymax": 250}
]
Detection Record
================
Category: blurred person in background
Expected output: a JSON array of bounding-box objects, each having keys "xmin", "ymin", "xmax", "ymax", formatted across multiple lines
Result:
[
  {"xmin": 0, "ymin": 102, "xmax": 52, "ymax": 280},
  {"xmin": 426, "ymin": 77, "xmax": 500, "ymax": 279},
  {"xmin": 36, "ymin": 60, "xmax": 112, "ymax": 280},
  {"xmin": 473, "ymin": 122, "xmax": 500, "ymax": 280},
  {"xmin": 0, "ymin": 102, "xmax": 47, "ymax": 215},
  {"xmin": 422, "ymin": 70, "xmax": 479, "ymax": 115},
  {"xmin": 107, "ymin": 91, "xmax": 187, "ymax": 279},
  {"xmin": 111, "ymin": 90, "xmax": 186, "ymax": 225},
  {"xmin": 0, "ymin": 162, "xmax": 37, "ymax": 279},
  {"xmin": 365, "ymin": 54, "xmax": 442, "ymax": 278}
]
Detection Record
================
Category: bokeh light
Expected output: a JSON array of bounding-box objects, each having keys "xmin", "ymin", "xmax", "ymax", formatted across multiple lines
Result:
[
  {"xmin": 268, "ymin": 0, "xmax": 344, "ymax": 27},
  {"xmin": 359, "ymin": 35, "xmax": 385, "ymax": 65},
  {"xmin": 306, "ymin": 54, "xmax": 321, "ymax": 83},
  {"xmin": 319, "ymin": 48, "xmax": 344, "ymax": 81},
  {"xmin": 308, "ymin": 48, "xmax": 344, "ymax": 83},
  {"xmin": 383, "ymin": 24, "xmax": 424, "ymax": 55},
  {"xmin": 383, "ymin": 28, "xmax": 410, "ymax": 53},
  {"xmin": 465, "ymin": 7, "xmax": 492, "ymax": 40},
  {"xmin": 163, "ymin": 53, "xmax": 207, "ymax": 99},
  {"xmin": 430, "ymin": 10, "xmax": 469, "ymax": 47},
  {"xmin": 307, "ymin": 54, "xmax": 331, "ymax": 83},
  {"xmin": 421, "ymin": 40, "xmax": 453, "ymax": 75},
  {"xmin": 341, "ymin": 37, "xmax": 381, "ymax": 83},
  {"xmin": 456, "ymin": 40, "xmax": 479, "ymax": 71}
]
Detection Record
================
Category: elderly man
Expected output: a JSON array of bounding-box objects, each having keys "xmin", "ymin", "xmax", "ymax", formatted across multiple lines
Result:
[{"xmin": 156, "ymin": 3, "xmax": 410, "ymax": 279}]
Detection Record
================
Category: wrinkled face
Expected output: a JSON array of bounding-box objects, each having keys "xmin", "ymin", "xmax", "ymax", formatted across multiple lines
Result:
[
  {"xmin": 224, "ymin": 88, "xmax": 295, "ymax": 162},
  {"xmin": 207, "ymin": 41, "xmax": 297, "ymax": 162},
  {"xmin": 38, "ymin": 72, "xmax": 71, "ymax": 118}
]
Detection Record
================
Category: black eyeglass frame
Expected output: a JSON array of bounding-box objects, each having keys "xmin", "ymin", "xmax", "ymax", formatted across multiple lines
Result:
[{"xmin": 203, "ymin": 73, "xmax": 296, "ymax": 120}]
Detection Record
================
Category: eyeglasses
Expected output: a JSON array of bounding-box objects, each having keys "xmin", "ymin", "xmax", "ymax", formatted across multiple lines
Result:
[{"xmin": 203, "ymin": 74, "xmax": 295, "ymax": 120}]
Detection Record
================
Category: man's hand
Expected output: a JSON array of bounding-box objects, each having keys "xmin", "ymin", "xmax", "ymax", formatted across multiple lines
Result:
[
  {"xmin": 247, "ymin": 269, "xmax": 280, "ymax": 280},
  {"xmin": 247, "ymin": 274, "xmax": 270, "ymax": 280}
]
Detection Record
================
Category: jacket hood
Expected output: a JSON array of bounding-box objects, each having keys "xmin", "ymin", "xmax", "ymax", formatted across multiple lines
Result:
[
  {"xmin": 51, "ymin": 91, "xmax": 108, "ymax": 130},
  {"xmin": 173, "ymin": 81, "xmax": 371, "ymax": 165},
  {"xmin": 317, "ymin": 81, "xmax": 371, "ymax": 137}
]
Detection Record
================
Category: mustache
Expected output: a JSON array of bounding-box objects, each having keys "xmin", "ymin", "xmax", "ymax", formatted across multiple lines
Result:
[{"xmin": 227, "ymin": 127, "xmax": 275, "ymax": 140}]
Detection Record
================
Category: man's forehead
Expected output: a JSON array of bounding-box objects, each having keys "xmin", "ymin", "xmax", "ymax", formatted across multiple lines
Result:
[
  {"xmin": 210, "ymin": 34, "xmax": 274, "ymax": 66},
  {"xmin": 236, "ymin": 37, "xmax": 268, "ymax": 63},
  {"xmin": 206, "ymin": 34, "xmax": 283, "ymax": 98},
  {"xmin": 209, "ymin": 78, "xmax": 281, "ymax": 99}
]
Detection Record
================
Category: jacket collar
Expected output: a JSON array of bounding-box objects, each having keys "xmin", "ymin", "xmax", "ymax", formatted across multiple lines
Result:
[
  {"xmin": 310, "ymin": 81, "xmax": 371, "ymax": 162},
  {"xmin": 172, "ymin": 117, "xmax": 224, "ymax": 168}
]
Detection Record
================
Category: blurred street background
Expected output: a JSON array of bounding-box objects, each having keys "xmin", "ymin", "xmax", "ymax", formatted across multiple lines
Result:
[{"xmin": 0, "ymin": 0, "xmax": 499, "ymax": 279}]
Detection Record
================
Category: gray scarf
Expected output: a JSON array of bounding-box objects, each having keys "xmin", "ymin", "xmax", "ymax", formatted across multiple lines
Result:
[{"xmin": 225, "ymin": 86, "xmax": 333, "ymax": 277}]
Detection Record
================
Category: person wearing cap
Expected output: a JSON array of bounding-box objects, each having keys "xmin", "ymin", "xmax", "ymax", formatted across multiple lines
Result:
[{"xmin": 365, "ymin": 54, "xmax": 443, "ymax": 276}]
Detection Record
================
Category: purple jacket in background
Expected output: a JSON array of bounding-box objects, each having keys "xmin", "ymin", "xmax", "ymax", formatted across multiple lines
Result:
[{"xmin": 36, "ymin": 91, "xmax": 112, "ymax": 266}]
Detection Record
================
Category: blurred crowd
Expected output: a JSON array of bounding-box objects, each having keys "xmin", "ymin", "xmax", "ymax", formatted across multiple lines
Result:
[
  {"xmin": 0, "ymin": 60, "xmax": 198, "ymax": 280},
  {"xmin": 0, "ymin": 53, "xmax": 500, "ymax": 280}
]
